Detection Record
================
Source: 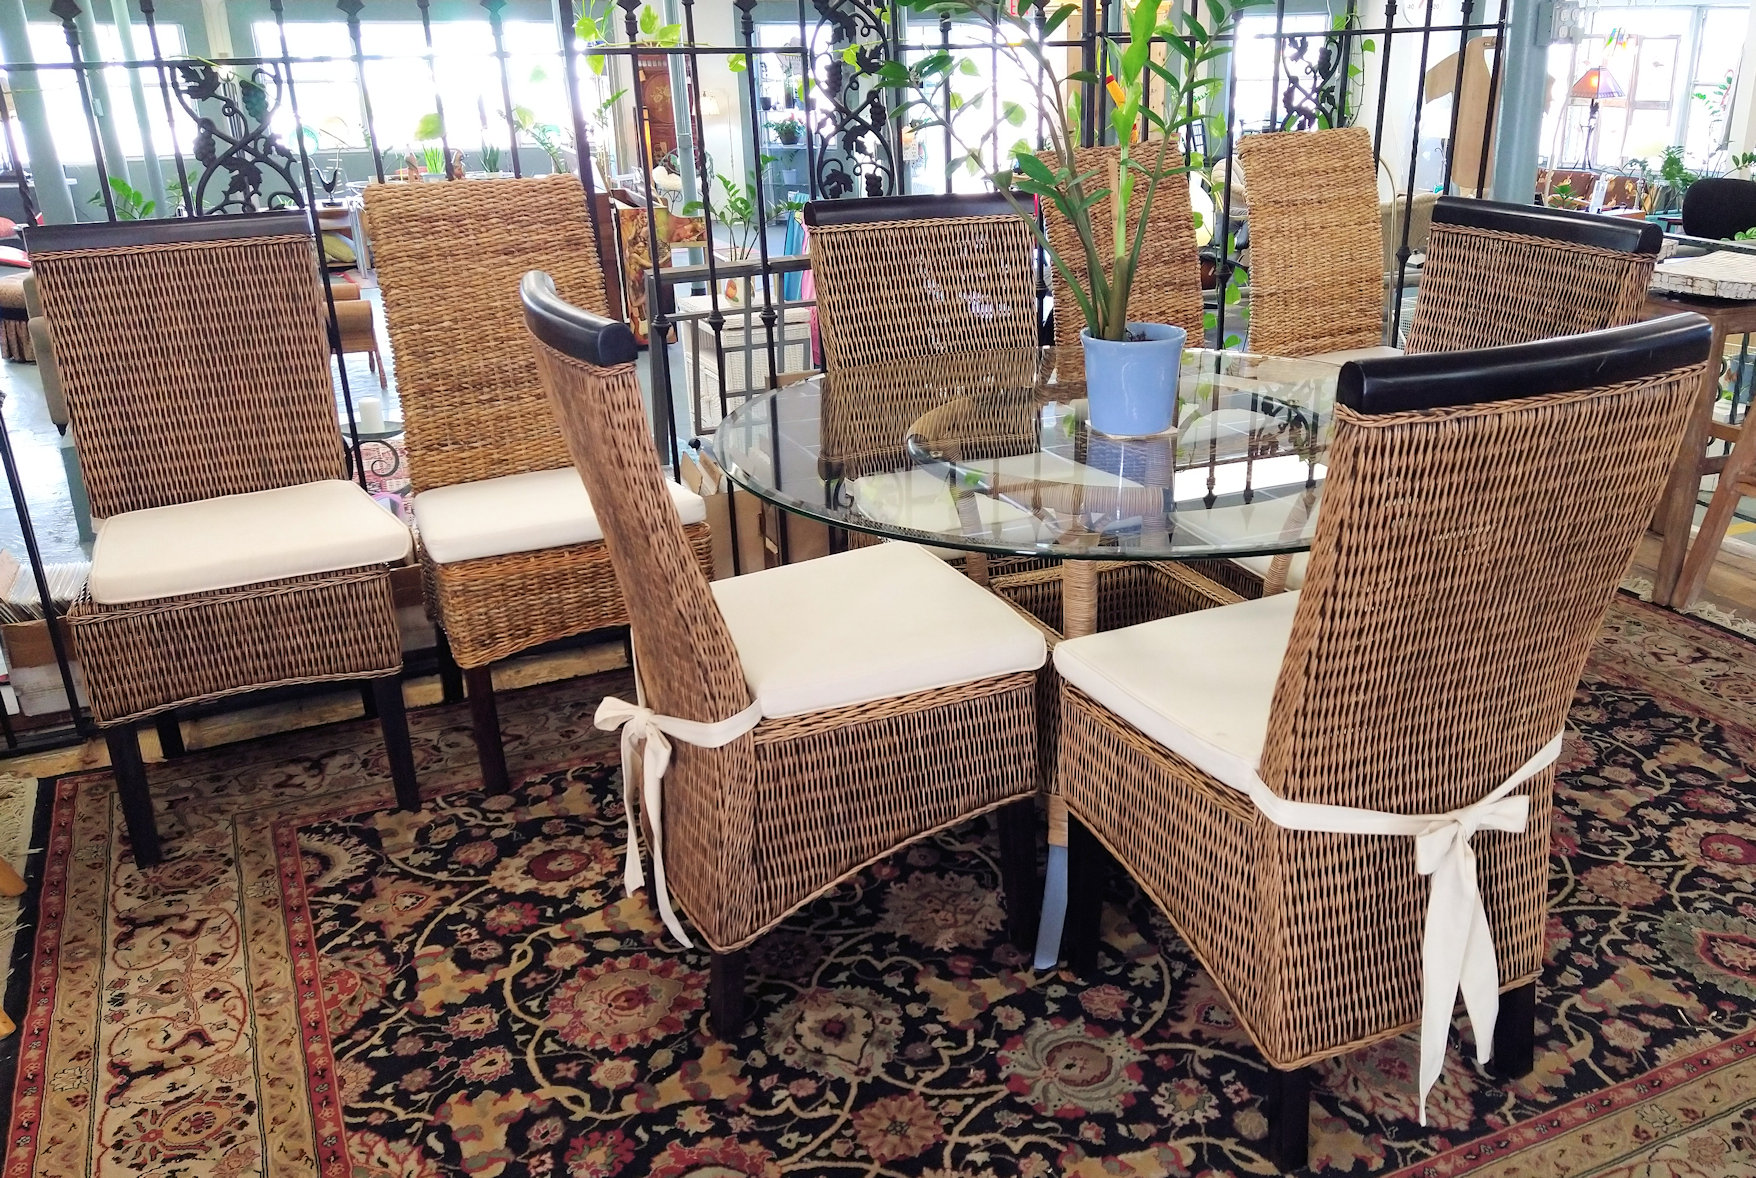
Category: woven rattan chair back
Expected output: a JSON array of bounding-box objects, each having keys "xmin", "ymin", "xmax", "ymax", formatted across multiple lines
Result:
[
  {"xmin": 805, "ymin": 193, "xmax": 1038, "ymax": 373},
  {"xmin": 1236, "ymin": 127, "xmax": 1384, "ymax": 357},
  {"xmin": 1404, "ymin": 197, "xmax": 1663, "ymax": 354},
  {"xmin": 363, "ymin": 174, "xmax": 609, "ymax": 495},
  {"xmin": 521, "ymin": 273, "xmax": 750, "ymax": 729},
  {"xmin": 1258, "ymin": 316, "xmax": 1710, "ymax": 816},
  {"xmin": 1040, "ymin": 144, "xmax": 1205, "ymax": 348},
  {"xmin": 26, "ymin": 214, "xmax": 344, "ymax": 519}
]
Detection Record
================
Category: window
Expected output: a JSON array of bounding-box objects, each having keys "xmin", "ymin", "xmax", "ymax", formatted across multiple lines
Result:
[
  {"xmin": 16, "ymin": 22, "xmax": 189, "ymax": 167},
  {"xmin": 1231, "ymin": 12, "xmax": 1332, "ymax": 134},
  {"xmin": 251, "ymin": 19, "xmax": 601, "ymax": 171}
]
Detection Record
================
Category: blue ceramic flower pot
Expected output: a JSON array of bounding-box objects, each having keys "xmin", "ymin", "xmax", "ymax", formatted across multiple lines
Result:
[{"xmin": 1080, "ymin": 322, "xmax": 1187, "ymax": 437}]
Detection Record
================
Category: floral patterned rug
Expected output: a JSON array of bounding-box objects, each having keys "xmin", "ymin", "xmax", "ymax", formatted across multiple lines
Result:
[{"xmin": 4, "ymin": 593, "xmax": 1755, "ymax": 1178}]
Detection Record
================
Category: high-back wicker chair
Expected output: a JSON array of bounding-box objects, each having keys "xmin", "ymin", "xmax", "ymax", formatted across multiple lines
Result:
[
  {"xmin": 522, "ymin": 271, "xmax": 1047, "ymax": 1036},
  {"xmin": 1236, "ymin": 127, "xmax": 1389, "ymax": 359},
  {"xmin": 1046, "ymin": 313, "xmax": 1711, "ymax": 1170},
  {"xmin": 1040, "ymin": 144, "xmax": 1205, "ymax": 349},
  {"xmin": 363, "ymin": 174, "xmax": 712, "ymax": 793},
  {"xmin": 1404, "ymin": 196, "xmax": 1663, "ymax": 354},
  {"xmin": 27, "ymin": 214, "xmax": 419, "ymax": 868},
  {"xmin": 804, "ymin": 193, "xmax": 1038, "ymax": 373}
]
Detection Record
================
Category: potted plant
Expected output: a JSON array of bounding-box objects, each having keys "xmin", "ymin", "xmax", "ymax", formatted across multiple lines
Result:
[
  {"xmin": 768, "ymin": 113, "xmax": 803, "ymax": 146},
  {"xmin": 875, "ymin": 0, "xmax": 1252, "ymax": 435}
]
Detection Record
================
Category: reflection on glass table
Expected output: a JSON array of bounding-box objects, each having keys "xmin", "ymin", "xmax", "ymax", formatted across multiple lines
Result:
[{"xmin": 710, "ymin": 346, "xmax": 1340, "ymax": 638}]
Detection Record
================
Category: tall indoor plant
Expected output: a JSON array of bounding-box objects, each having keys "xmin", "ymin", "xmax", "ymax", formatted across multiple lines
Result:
[{"xmin": 876, "ymin": 0, "xmax": 1253, "ymax": 434}]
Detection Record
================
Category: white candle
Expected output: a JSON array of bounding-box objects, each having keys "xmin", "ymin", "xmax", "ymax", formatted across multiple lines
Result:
[{"xmin": 357, "ymin": 396, "xmax": 385, "ymax": 434}]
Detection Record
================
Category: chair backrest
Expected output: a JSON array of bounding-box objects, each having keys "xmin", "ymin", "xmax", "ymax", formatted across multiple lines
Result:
[
  {"xmin": 1681, "ymin": 176, "xmax": 1756, "ymax": 241},
  {"xmin": 1404, "ymin": 196, "xmax": 1662, "ymax": 354},
  {"xmin": 1257, "ymin": 313, "xmax": 1711, "ymax": 813},
  {"xmin": 804, "ymin": 193, "xmax": 1037, "ymax": 372},
  {"xmin": 520, "ymin": 271, "xmax": 750, "ymax": 730},
  {"xmin": 1040, "ymin": 144, "xmax": 1205, "ymax": 348},
  {"xmin": 26, "ymin": 213, "xmax": 344, "ymax": 518},
  {"xmin": 362, "ymin": 174, "xmax": 609, "ymax": 494},
  {"xmin": 1236, "ymin": 127, "xmax": 1383, "ymax": 357}
]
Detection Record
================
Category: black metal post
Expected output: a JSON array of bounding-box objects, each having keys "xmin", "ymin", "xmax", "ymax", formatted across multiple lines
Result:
[
  {"xmin": 416, "ymin": 0, "xmax": 456, "ymax": 180},
  {"xmin": 138, "ymin": 0, "xmax": 195, "ymax": 217},
  {"xmin": 51, "ymin": 0, "xmax": 115, "ymax": 219},
  {"xmin": 484, "ymin": 0, "xmax": 523, "ymax": 178},
  {"xmin": 336, "ymin": 1, "xmax": 386, "ymax": 184},
  {"xmin": 734, "ymin": 0, "xmax": 781, "ymax": 392}
]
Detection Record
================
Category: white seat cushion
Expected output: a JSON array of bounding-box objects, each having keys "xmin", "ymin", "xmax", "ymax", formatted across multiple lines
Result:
[
  {"xmin": 710, "ymin": 541, "xmax": 1047, "ymax": 719},
  {"xmin": 89, "ymin": 479, "xmax": 413, "ymax": 606},
  {"xmin": 849, "ymin": 469, "xmax": 1046, "ymax": 544},
  {"xmin": 1053, "ymin": 591, "xmax": 1300, "ymax": 792},
  {"xmin": 1306, "ymin": 344, "xmax": 1404, "ymax": 364},
  {"xmin": 1177, "ymin": 494, "xmax": 1313, "ymax": 591},
  {"xmin": 413, "ymin": 467, "xmax": 707, "ymax": 565}
]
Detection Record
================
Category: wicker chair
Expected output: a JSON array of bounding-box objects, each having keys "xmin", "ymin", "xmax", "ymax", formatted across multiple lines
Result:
[
  {"xmin": 804, "ymin": 193, "xmax": 1039, "ymax": 373},
  {"xmin": 1041, "ymin": 144, "xmax": 1205, "ymax": 349},
  {"xmin": 27, "ymin": 214, "xmax": 419, "ymax": 869},
  {"xmin": 1236, "ymin": 127, "xmax": 1396, "ymax": 361},
  {"xmin": 1047, "ymin": 314, "xmax": 1711, "ymax": 1170},
  {"xmin": 1404, "ymin": 196, "xmax": 1663, "ymax": 354},
  {"xmin": 363, "ymin": 175, "xmax": 712, "ymax": 793},
  {"xmin": 521, "ymin": 272, "xmax": 1047, "ymax": 1035}
]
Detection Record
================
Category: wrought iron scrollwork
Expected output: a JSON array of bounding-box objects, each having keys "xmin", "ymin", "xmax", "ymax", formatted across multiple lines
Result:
[
  {"xmin": 810, "ymin": 0, "xmax": 900, "ymax": 199},
  {"xmin": 172, "ymin": 59, "xmax": 304, "ymax": 214}
]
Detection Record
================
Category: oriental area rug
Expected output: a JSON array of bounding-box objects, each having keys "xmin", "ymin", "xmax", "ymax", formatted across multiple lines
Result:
[{"xmin": 4, "ymin": 594, "xmax": 1756, "ymax": 1178}]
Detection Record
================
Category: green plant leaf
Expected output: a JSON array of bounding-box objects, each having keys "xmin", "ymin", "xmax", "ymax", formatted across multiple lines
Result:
[{"xmin": 415, "ymin": 112, "xmax": 445, "ymax": 141}]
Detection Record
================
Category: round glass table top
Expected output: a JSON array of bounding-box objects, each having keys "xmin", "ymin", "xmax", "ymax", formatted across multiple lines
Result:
[{"xmin": 709, "ymin": 346, "xmax": 1340, "ymax": 562}]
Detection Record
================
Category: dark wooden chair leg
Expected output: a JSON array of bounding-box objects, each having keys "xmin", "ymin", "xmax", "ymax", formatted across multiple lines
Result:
[
  {"xmin": 1065, "ymin": 815, "xmax": 1106, "ymax": 973},
  {"xmin": 464, "ymin": 664, "xmax": 511, "ymax": 794},
  {"xmin": 152, "ymin": 711, "xmax": 184, "ymax": 759},
  {"xmin": 371, "ymin": 676, "xmax": 422, "ymax": 812},
  {"xmin": 1264, "ymin": 1064, "xmax": 1311, "ymax": 1173},
  {"xmin": 359, "ymin": 682, "xmax": 379, "ymax": 719},
  {"xmin": 435, "ymin": 627, "xmax": 465, "ymax": 704},
  {"xmin": 1490, "ymin": 981, "xmax": 1537, "ymax": 1082},
  {"xmin": 997, "ymin": 798, "xmax": 1039, "ymax": 950},
  {"xmin": 106, "ymin": 724, "xmax": 162, "ymax": 868},
  {"xmin": 710, "ymin": 949, "xmax": 747, "ymax": 1039}
]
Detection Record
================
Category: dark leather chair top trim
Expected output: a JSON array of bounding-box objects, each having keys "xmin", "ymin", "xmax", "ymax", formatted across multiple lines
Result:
[
  {"xmin": 803, "ymin": 192, "xmax": 1018, "ymax": 228},
  {"xmin": 1431, "ymin": 195, "xmax": 1663, "ymax": 255},
  {"xmin": 25, "ymin": 209, "xmax": 313, "ymax": 254},
  {"xmin": 1680, "ymin": 176, "xmax": 1756, "ymax": 241},
  {"xmin": 1338, "ymin": 312, "xmax": 1713, "ymax": 415},
  {"xmin": 520, "ymin": 270, "xmax": 638, "ymax": 368}
]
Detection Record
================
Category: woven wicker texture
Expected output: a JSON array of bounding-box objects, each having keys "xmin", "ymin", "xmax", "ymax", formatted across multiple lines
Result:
[
  {"xmin": 1237, "ymin": 128, "xmax": 1384, "ymax": 357},
  {"xmin": 68, "ymin": 567, "xmax": 402, "ymax": 724},
  {"xmin": 29, "ymin": 233, "xmax": 343, "ymax": 519},
  {"xmin": 1404, "ymin": 222, "xmax": 1658, "ymax": 354},
  {"xmin": 363, "ymin": 175, "xmax": 609, "ymax": 495},
  {"xmin": 420, "ymin": 525, "xmax": 712, "ymax": 670},
  {"xmin": 1040, "ymin": 145, "xmax": 1206, "ymax": 348},
  {"xmin": 821, "ymin": 349, "xmax": 1046, "ymax": 481},
  {"xmin": 531, "ymin": 329, "xmax": 1039, "ymax": 951},
  {"xmin": 808, "ymin": 210, "xmax": 1038, "ymax": 373},
  {"xmin": 1058, "ymin": 359, "xmax": 1703, "ymax": 1068}
]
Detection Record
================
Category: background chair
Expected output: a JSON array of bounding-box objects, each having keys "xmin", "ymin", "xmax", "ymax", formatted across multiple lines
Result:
[
  {"xmin": 1040, "ymin": 144, "xmax": 1205, "ymax": 350},
  {"xmin": 364, "ymin": 174, "xmax": 711, "ymax": 793},
  {"xmin": 1049, "ymin": 314, "xmax": 1710, "ymax": 1169},
  {"xmin": 523, "ymin": 272, "xmax": 1046, "ymax": 1035},
  {"xmin": 1404, "ymin": 196, "xmax": 1662, "ymax": 354},
  {"xmin": 1236, "ymin": 127, "xmax": 1394, "ymax": 361},
  {"xmin": 1680, "ymin": 176, "xmax": 1756, "ymax": 241},
  {"xmin": 805, "ymin": 193, "xmax": 1038, "ymax": 373},
  {"xmin": 27, "ymin": 213, "xmax": 419, "ymax": 868}
]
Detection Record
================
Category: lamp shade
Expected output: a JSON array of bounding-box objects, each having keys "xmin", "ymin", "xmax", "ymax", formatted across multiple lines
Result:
[{"xmin": 1571, "ymin": 67, "xmax": 1625, "ymax": 101}]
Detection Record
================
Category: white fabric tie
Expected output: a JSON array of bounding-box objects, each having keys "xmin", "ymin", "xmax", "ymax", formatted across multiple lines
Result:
[
  {"xmin": 1241, "ymin": 733, "xmax": 1562, "ymax": 1123},
  {"xmin": 594, "ymin": 694, "xmax": 763, "ymax": 949}
]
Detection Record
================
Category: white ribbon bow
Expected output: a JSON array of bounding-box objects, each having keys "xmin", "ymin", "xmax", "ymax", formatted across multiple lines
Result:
[
  {"xmin": 1243, "ymin": 733, "xmax": 1561, "ymax": 1123},
  {"xmin": 594, "ymin": 694, "xmax": 763, "ymax": 948}
]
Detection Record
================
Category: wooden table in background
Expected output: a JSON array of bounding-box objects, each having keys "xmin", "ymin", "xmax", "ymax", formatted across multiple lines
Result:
[{"xmin": 1644, "ymin": 268, "xmax": 1756, "ymax": 608}]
